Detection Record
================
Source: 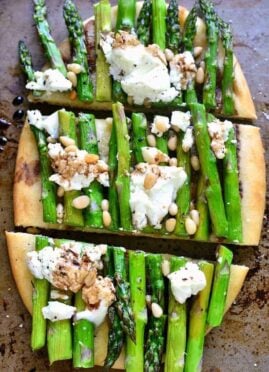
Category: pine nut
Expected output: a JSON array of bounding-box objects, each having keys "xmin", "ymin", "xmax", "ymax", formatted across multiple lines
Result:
[
  {"xmin": 103, "ymin": 210, "xmax": 112, "ymax": 227},
  {"xmin": 56, "ymin": 203, "xmax": 64, "ymax": 223},
  {"xmin": 147, "ymin": 134, "xmax": 156, "ymax": 147},
  {"xmin": 59, "ymin": 136, "xmax": 75, "ymax": 147},
  {"xmin": 190, "ymin": 209, "xmax": 200, "ymax": 226},
  {"xmin": 161, "ymin": 259, "xmax": 171, "ymax": 276},
  {"xmin": 185, "ymin": 216, "xmax": 197, "ymax": 235},
  {"xmin": 165, "ymin": 218, "xmax": 176, "ymax": 233},
  {"xmin": 191, "ymin": 155, "xmax": 200, "ymax": 171},
  {"xmin": 168, "ymin": 135, "xmax": 178, "ymax": 151},
  {"xmin": 196, "ymin": 67, "xmax": 205, "ymax": 84},
  {"xmin": 67, "ymin": 71, "xmax": 77, "ymax": 87},
  {"xmin": 69, "ymin": 90, "xmax": 77, "ymax": 100},
  {"xmin": 193, "ymin": 46, "xmax": 203, "ymax": 58},
  {"xmin": 164, "ymin": 48, "xmax": 174, "ymax": 62},
  {"xmin": 151, "ymin": 302, "xmax": 163, "ymax": 318},
  {"xmin": 47, "ymin": 136, "xmax": 57, "ymax": 144},
  {"xmin": 168, "ymin": 202, "xmax": 178, "ymax": 216},
  {"xmin": 85, "ymin": 154, "xmax": 99, "ymax": 164},
  {"xmin": 72, "ymin": 195, "xmax": 90, "ymax": 209},
  {"xmin": 65, "ymin": 144, "xmax": 78, "ymax": 153},
  {"xmin": 144, "ymin": 172, "xmax": 158, "ymax": 189},
  {"xmin": 57, "ymin": 186, "xmax": 65, "ymax": 198},
  {"xmin": 169, "ymin": 157, "xmax": 178, "ymax": 166},
  {"xmin": 190, "ymin": 201, "xmax": 195, "ymax": 211},
  {"xmin": 101, "ymin": 199, "xmax": 109, "ymax": 211},
  {"xmin": 67, "ymin": 63, "xmax": 84, "ymax": 74}
]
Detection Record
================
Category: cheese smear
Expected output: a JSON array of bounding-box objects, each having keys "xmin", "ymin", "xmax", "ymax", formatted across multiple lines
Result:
[
  {"xmin": 75, "ymin": 300, "xmax": 108, "ymax": 327},
  {"xmin": 42, "ymin": 301, "xmax": 76, "ymax": 322},
  {"xmin": 168, "ymin": 262, "xmax": 207, "ymax": 304},
  {"xmin": 26, "ymin": 69, "xmax": 72, "ymax": 92},
  {"xmin": 130, "ymin": 164, "xmax": 187, "ymax": 229},
  {"xmin": 27, "ymin": 110, "xmax": 60, "ymax": 138}
]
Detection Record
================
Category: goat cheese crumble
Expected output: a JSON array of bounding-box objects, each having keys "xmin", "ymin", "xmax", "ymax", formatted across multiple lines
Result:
[
  {"xmin": 207, "ymin": 119, "xmax": 233, "ymax": 159},
  {"xmin": 26, "ymin": 69, "xmax": 72, "ymax": 92},
  {"xmin": 75, "ymin": 300, "xmax": 109, "ymax": 327},
  {"xmin": 27, "ymin": 110, "xmax": 60, "ymax": 138},
  {"xmin": 42, "ymin": 301, "xmax": 76, "ymax": 322},
  {"xmin": 171, "ymin": 111, "xmax": 191, "ymax": 132}
]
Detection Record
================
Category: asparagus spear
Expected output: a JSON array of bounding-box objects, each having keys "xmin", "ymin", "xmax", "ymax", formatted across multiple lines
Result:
[
  {"xmin": 132, "ymin": 113, "xmax": 148, "ymax": 163},
  {"xmin": 73, "ymin": 290, "xmax": 94, "ymax": 368},
  {"xmin": 63, "ymin": 0, "xmax": 94, "ymax": 102},
  {"xmin": 194, "ymin": 174, "xmax": 210, "ymax": 241},
  {"xmin": 108, "ymin": 122, "xmax": 120, "ymax": 231},
  {"xmin": 18, "ymin": 41, "xmax": 35, "ymax": 82},
  {"xmin": 136, "ymin": 0, "xmax": 152, "ymax": 45},
  {"xmin": 199, "ymin": 0, "xmax": 218, "ymax": 110},
  {"xmin": 174, "ymin": 131, "xmax": 191, "ymax": 236},
  {"xmin": 218, "ymin": 18, "xmax": 235, "ymax": 115},
  {"xmin": 190, "ymin": 103, "xmax": 228, "ymax": 237},
  {"xmin": 166, "ymin": 0, "xmax": 181, "ymax": 54},
  {"xmin": 223, "ymin": 125, "xmax": 242, "ymax": 242},
  {"xmin": 112, "ymin": 102, "xmax": 132, "ymax": 231},
  {"xmin": 78, "ymin": 113, "xmax": 103, "ymax": 228},
  {"xmin": 144, "ymin": 254, "xmax": 166, "ymax": 372},
  {"xmin": 31, "ymin": 236, "xmax": 50, "ymax": 350},
  {"xmin": 152, "ymin": 0, "xmax": 167, "ymax": 50},
  {"xmin": 30, "ymin": 126, "xmax": 57, "ymax": 223},
  {"xmin": 207, "ymin": 246, "xmax": 233, "ymax": 327},
  {"xmin": 126, "ymin": 251, "xmax": 147, "ymax": 372},
  {"xmin": 184, "ymin": 261, "xmax": 214, "ymax": 372},
  {"xmin": 58, "ymin": 110, "xmax": 84, "ymax": 227},
  {"xmin": 164, "ymin": 256, "xmax": 187, "ymax": 372},
  {"xmin": 33, "ymin": 0, "xmax": 67, "ymax": 76},
  {"xmin": 116, "ymin": 0, "xmax": 136, "ymax": 31},
  {"xmin": 95, "ymin": 0, "xmax": 112, "ymax": 102}
]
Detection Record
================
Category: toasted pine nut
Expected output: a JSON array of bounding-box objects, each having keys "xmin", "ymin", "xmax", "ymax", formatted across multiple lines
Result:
[
  {"xmin": 72, "ymin": 195, "xmax": 90, "ymax": 209},
  {"xmin": 169, "ymin": 157, "xmax": 178, "ymax": 166},
  {"xmin": 57, "ymin": 186, "xmax": 65, "ymax": 198},
  {"xmin": 147, "ymin": 134, "xmax": 156, "ymax": 147},
  {"xmin": 193, "ymin": 46, "xmax": 203, "ymax": 58},
  {"xmin": 103, "ymin": 210, "xmax": 112, "ymax": 227},
  {"xmin": 191, "ymin": 155, "xmax": 200, "ymax": 171},
  {"xmin": 161, "ymin": 259, "xmax": 171, "ymax": 276},
  {"xmin": 168, "ymin": 135, "xmax": 178, "ymax": 151},
  {"xmin": 47, "ymin": 136, "xmax": 57, "ymax": 144},
  {"xmin": 65, "ymin": 144, "xmax": 78, "ymax": 153},
  {"xmin": 85, "ymin": 153, "xmax": 99, "ymax": 164},
  {"xmin": 59, "ymin": 136, "xmax": 75, "ymax": 147},
  {"xmin": 168, "ymin": 202, "xmax": 178, "ymax": 216},
  {"xmin": 164, "ymin": 48, "xmax": 174, "ymax": 62},
  {"xmin": 196, "ymin": 67, "xmax": 205, "ymax": 84},
  {"xmin": 69, "ymin": 90, "xmax": 77, "ymax": 100},
  {"xmin": 165, "ymin": 218, "xmax": 176, "ymax": 233},
  {"xmin": 67, "ymin": 71, "xmax": 77, "ymax": 87},
  {"xmin": 185, "ymin": 216, "xmax": 197, "ymax": 235},
  {"xmin": 67, "ymin": 63, "xmax": 84, "ymax": 74},
  {"xmin": 101, "ymin": 199, "xmax": 109, "ymax": 211},
  {"xmin": 151, "ymin": 302, "xmax": 163, "ymax": 318},
  {"xmin": 144, "ymin": 172, "xmax": 158, "ymax": 189},
  {"xmin": 56, "ymin": 203, "xmax": 64, "ymax": 223},
  {"xmin": 190, "ymin": 209, "xmax": 200, "ymax": 226}
]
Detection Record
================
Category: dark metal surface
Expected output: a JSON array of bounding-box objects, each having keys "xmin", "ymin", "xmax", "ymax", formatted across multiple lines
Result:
[{"xmin": 0, "ymin": 0, "xmax": 268, "ymax": 371}]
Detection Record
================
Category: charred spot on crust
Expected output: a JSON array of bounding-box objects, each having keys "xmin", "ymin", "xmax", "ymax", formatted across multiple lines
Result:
[{"xmin": 14, "ymin": 158, "xmax": 40, "ymax": 186}]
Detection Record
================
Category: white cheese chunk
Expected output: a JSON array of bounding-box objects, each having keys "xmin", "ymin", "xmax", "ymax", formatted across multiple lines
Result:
[
  {"xmin": 26, "ymin": 69, "xmax": 72, "ymax": 92},
  {"xmin": 182, "ymin": 127, "xmax": 194, "ymax": 152},
  {"xmin": 168, "ymin": 262, "xmax": 206, "ymax": 304},
  {"xmin": 130, "ymin": 164, "xmax": 187, "ymax": 229},
  {"xmin": 75, "ymin": 301, "xmax": 108, "ymax": 327},
  {"xmin": 171, "ymin": 111, "xmax": 191, "ymax": 132},
  {"xmin": 27, "ymin": 246, "xmax": 61, "ymax": 283},
  {"xmin": 27, "ymin": 110, "xmax": 60, "ymax": 138},
  {"xmin": 151, "ymin": 115, "xmax": 170, "ymax": 137},
  {"xmin": 95, "ymin": 118, "xmax": 113, "ymax": 163},
  {"xmin": 42, "ymin": 301, "xmax": 76, "ymax": 322},
  {"xmin": 207, "ymin": 119, "xmax": 233, "ymax": 159}
]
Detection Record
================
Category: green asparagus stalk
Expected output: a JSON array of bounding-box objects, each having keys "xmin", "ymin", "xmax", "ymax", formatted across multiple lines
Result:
[
  {"xmin": 194, "ymin": 174, "xmax": 210, "ymax": 241},
  {"xmin": 174, "ymin": 131, "xmax": 191, "ymax": 236},
  {"xmin": 112, "ymin": 80, "xmax": 127, "ymax": 103},
  {"xmin": 33, "ymin": 0, "xmax": 67, "ymax": 76},
  {"xmin": 31, "ymin": 236, "xmax": 50, "ymax": 350},
  {"xmin": 164, "ymin": 256, "xmax": 187, "ymax": 372},
  {"xmin": 199, "ymin": 0, "xmax": 218, "ymax": 110},
  {"xmin": 144, "ymin": 254, "xmax": 166, "ymax": 372},
  {"xmin": 112, "ymin": 102, "xmax": 132, "ymax": 231},
  {"xmin": 126, "ymin": 251, "xmax": 147, "ymax": 372},
  {"xmin": 18, "ymin": 40, "xmax": 35, "ymax": 82},
  {"xmin": 184, "ymin": 261, "xmax": 214, "ymax": 372},
  {"xmin": 223, "ymin": 125, "xmax": 242, "ymax": 242},
  {"xmin": 132, "ymin": 113, "xmax": 148, "ymax": 163},
  {"xmin": 73, "ymin": 291, "xmax": 94, "ymax": 368},
  {"xmin": 218, "ymin": 18, "xmax": 235, "ymax": 115},
  {"xmin": 63, "ymin": 0, "xmax": 94, "ymax": 102},
  {"xmin": 156, "ymin": 134, "xmax": 168, "ymax": 160},
  {"xmin": 108, "ymin": 121, "xmax": 120, "ymax": 231},
  {"xmin": 78, "ymin": 113, "xmax": 103, "ymax": 228},
  {"xmin": 103, "ymin": 245, "xmax": 115, "ymax": 278},
  {"xmin": 136, "ymin": 0, "xmax": 152, "ymax": 45},
  {"xmin": 190, "ymin": 103, "xmax": 228, "ymax": 237},
  {"xmin": 30, "ymin": 126, "xmax": 57, "ymax": 223},
  {"xmin": 152, "ymin": 0, "xmax": 167, "ymax": 50},
  {"xmin": 207, "ymin": 246, "xmax": 233, "ymax": 327},
  {"xmin": 166, "ymin": 0, "xmax": 181, "ymax": 53},
  {"xmin": 116, "ymin": 0, "xmax": 136, "ymax": 31},
  {"xmin": 95, "ymin": 0, "xmax": 112, "ymax": 102},
  {"xmin": 58, "ymin": 110, "xmax": 84, "ymax": 227}
]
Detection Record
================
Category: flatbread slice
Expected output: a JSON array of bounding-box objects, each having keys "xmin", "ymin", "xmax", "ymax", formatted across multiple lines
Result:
[
  {"xmin": 27, "ymin": 2, "xmax": 256, "ymax": 120},
  {"xmin": 13, "ymin": 119, "xmax": 265, "ymax": 245},
  {"xmin": 5, "ymin": 231, "xmax": 249, "ymax": 369}
]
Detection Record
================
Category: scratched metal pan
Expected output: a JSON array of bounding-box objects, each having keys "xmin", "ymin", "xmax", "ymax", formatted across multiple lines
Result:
[{"xmin": 0, "ymin": 0, "xmax": 268, "ymax": 371}]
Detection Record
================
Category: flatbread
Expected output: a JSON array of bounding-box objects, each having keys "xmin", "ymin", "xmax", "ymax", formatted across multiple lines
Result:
[
  {"xmin": 28, "ymin": 2, "xmax": 256, "ymax": 120},
  {"xmin": 5, "ymin": 231, "xmax": 249, "ymax": 369},
  {"xmin": 13, "ymin": 120, "xmax": 266, "ymax": 245}
]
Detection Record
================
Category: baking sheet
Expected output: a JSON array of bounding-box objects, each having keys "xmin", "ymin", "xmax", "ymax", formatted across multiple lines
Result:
[{"xmin": 0, "ymin": 0, "xmax": 268, "ymax": 371}]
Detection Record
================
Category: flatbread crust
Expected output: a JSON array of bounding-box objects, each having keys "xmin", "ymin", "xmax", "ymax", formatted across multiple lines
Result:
[
  {"xmin": 13, "ymin": 120, "xmax": 265, "ymax": 245},
  {"xmin": 5, "ymin": 231, "xmax": 249, "ymax": 369},
  {"xmin": 28, "ymin": 2, "xmax": 256, "ymax": 120}
]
